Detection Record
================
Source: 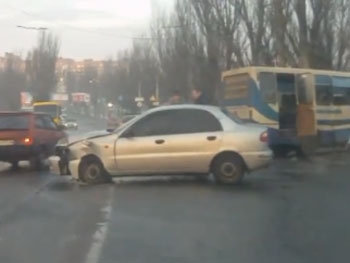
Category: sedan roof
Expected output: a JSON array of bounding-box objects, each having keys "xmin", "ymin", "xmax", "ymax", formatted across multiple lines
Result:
[{"xmin": 147, "ymin": 104, "xmax": 220, "ymax": 114}]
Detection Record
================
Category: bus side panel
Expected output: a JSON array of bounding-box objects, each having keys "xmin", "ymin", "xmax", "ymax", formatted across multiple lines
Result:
[
  {"xmin": 250, "ymin": 79, "xmax": 279, "ymax": 125},
  {"xmin": 223, "ymin": 78, "xmax": 279, "ymax": 124},
  {"xmin": 316, "ymin": 106, "xmax": 350, "ymax": 147},
  {"xmin": 222, "ymin": 79, "xmax": 252, "ymax": 121},
  {"xmin": 316, "ymin": 106, "xmax": 335, "ymax": 147},
  {"xmin": 249, "ymin": 79, "xmax": 300, "ymax": 149},
  {"xmin": 334, "ymin": 106, "xmax": 350, "ymax": 146}
]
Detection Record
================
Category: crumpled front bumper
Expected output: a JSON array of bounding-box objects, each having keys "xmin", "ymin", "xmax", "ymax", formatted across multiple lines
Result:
[
  {"xmin": 49, "ymin": 145, "xmax": 71, "ymax": 176},
  {"xmin": 49, "ymin": 145, "xmax": 81, "ymax": 180}
]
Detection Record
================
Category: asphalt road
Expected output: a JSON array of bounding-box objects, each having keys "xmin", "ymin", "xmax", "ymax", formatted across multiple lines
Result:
[{"xmin": 0, "ymin": 117, "xmax": 350, "ymax": 263}]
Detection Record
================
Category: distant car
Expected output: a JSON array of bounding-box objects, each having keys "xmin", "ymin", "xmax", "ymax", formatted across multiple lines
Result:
[
  {"xmin": 0, "ymin": 111, "xmax": 68, "ymax": 171},
  {"xmin": 63, "ymin": 119, "xmax": 78, "ymax": 130},
  {"xmin": 50, "ymin": 105, "xmax": 272, "ymax": 185}
]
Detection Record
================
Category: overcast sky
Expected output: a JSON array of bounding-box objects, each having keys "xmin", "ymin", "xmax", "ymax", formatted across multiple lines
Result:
[{"xmin": 0, "ymin": 0, "xmax": 172, "ymax": 59}]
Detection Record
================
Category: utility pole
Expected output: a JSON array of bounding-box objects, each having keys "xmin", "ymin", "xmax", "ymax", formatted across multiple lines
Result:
[
  {"xmin": 138, "ymin": 82, "xmax": 142, "ymax": 98},
  {"xmin": 155, "ymin": 78, "xmax": 159, "ymax": 101}
]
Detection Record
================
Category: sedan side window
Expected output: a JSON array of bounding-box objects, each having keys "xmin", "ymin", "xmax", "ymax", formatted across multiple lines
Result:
[
  {"xmin": 126, "ymin": 110, "xmax": 177, "ymax": 137},
  {"xmin": 176, "ymin": 109, "xmax": 223, "ymax": 134}
]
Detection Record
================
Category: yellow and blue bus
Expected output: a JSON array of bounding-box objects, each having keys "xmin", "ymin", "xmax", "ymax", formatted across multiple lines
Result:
[
  {"xmin": 221, "ymin": 67, "xmax": 350, "ymax": 155},
  {"xmin": 33, "ymin": 101, "xmax": 63, "ymax": 125}
]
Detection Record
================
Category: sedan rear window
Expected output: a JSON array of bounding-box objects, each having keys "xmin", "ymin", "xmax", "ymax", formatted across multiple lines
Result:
[
  {"xmin": 221, "ymin": 108, "xmax": 244, "ymax": 124},
  {"xmin": 0, "ymin": 115, "xmax": 30, "ymax": 130}
]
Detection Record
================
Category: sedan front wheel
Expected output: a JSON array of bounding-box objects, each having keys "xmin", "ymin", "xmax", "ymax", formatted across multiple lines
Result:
[{"xmin": 79, "ymin": 157, "xmax": 111, "ymax": 184}]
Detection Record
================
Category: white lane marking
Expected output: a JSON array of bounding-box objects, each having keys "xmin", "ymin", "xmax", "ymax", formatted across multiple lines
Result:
[{"xmin": 85, "ymin": 186, "xmax": 114, "ymax": 263}]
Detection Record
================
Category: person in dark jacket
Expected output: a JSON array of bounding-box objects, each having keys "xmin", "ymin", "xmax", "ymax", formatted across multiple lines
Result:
[{"xmin": 191, "ymin": 87, "xmax": 210, "ymax": 105}]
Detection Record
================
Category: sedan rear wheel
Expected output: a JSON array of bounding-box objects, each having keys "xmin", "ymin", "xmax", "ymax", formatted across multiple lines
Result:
[{"xmin": 213, "ymin": 154, "xmax": 245, "ymax": 185}]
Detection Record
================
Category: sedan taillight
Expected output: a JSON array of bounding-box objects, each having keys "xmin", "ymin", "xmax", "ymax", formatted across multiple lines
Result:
[{"xmin": 260, "ymin": 131, "xmax": 268, "ymax": 143}]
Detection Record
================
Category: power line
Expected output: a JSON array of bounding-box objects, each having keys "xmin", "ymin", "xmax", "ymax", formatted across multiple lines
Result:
[{"xmin": 17, "ymin": 25, "xmax": 48, "ymax": 31}]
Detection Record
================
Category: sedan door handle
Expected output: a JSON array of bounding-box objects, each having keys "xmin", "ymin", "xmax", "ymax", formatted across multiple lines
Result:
[
  {"xmin": 155, "ymin": 139, "xmax": 165, "ymax": 145},
  {"xmin": 207, "ymin": 136, "xmax": 217, "ymax": 141}
]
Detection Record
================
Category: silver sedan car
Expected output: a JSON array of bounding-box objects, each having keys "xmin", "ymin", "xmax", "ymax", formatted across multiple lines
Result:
[{"xmin": 50, "ymin": 105, "xmax": 272, "ymax": 185}]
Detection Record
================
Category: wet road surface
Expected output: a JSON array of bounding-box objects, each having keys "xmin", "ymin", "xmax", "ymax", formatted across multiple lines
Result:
[{"xmin": 0, "ymin": 117, "xmax": 350, "ymax": 263}]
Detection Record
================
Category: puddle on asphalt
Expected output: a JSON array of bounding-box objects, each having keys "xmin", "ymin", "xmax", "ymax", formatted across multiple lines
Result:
[
  {"xmin": 46, "ymin": 178, "xmax": 77, "ymax": 192},
  {"xmin": 112, "ymin": 175, "xmax": 213, "ymax": 186}
]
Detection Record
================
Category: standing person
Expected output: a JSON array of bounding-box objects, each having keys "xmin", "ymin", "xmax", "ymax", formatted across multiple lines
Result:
[
  {"xmin": 168, "ymin": 90, "xmax": 183, "ymax": 105},
  {"xmin": 191, "ymin": 87, "xmax": 210, "ymax": 105}
]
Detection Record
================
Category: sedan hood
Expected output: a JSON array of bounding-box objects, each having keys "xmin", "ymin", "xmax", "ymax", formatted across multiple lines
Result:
[{"xmin": 68, "ymin": 130, "xmax": 111, "ymax": 145}]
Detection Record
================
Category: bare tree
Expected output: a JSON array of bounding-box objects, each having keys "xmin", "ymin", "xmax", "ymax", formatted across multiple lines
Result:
[
  {"xmin": 212, "ymin": 0, "xmax": 243, "ymax": 69},
  {"xmin": 0, "ymin": 56, "xmax": 25, "ymax": 110},
  {"xmin": 27, "ymin": 31, "xmax": 60, "ymax": 102},
  {"xmin": 104, "ymin": 0, "xmax": 350, "ymax": 107},
  {"xmin": 270, "ymin": 0, "xmax": 297, "ymax": 66},
  {"xmin": 334, "ymin": 0, "xmax": 350, "ymax": 70}
]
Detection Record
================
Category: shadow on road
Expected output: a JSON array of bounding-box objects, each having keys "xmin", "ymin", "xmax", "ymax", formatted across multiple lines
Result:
[
  {"xmin": 45, "ymin": 178, "xmax": 77, "ymax": 192},
  {"xmin": 0, "ymin": 166, "xmax": 39, "ymax": 177},
  {"xmin": 109, "ymin": 175, "xmax": 273, "ymax": 195}
]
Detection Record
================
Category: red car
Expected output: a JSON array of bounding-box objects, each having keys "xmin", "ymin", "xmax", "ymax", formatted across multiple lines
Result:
[{"xmin": 0, "ymin": 111, "xmax": 68, "ymax": 170}]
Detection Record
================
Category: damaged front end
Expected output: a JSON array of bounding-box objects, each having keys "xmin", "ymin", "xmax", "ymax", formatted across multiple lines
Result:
[
  {"xmin": 49, "ymin": 145, "xmax": 71, "ymax": 176},
  {"xmin": 50, "ymin": 131, "xmax": 113, "ymax": 179}
]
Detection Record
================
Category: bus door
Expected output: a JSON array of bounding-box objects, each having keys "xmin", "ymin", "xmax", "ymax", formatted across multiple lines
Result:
[
  {"xmin": 296, "ymin": 73, "xmax": 318, "ymax": 155},
  {"xmin": 277, "ymin": 73, "xmax": 297, "ymax": 130}
]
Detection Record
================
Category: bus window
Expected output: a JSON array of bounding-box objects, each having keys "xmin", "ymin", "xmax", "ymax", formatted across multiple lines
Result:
[
  {"xmin": 259, "ymin": 72, "xmax": 277, "ymax": 104},
  {"xmin": 316, "ymin": 85, "xmax": 333, "ymax": 105},
  {"xmin": 33, "ymin": 104, "xmax": 61, "ymax": 118},
  {"xmin": 223, "ymin": 73, "xmax": 249, "ymax": 99},
  {"xmin": 333, "ymin": 77, "xmax": 350, "ymax": 106},
  {"xmin": 276, "ymin": 74, "xmax": 295, "ymax": 94},
  {"xmin": 315, "ymin": 75, "xmax": 333, "ymax": 106}
]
